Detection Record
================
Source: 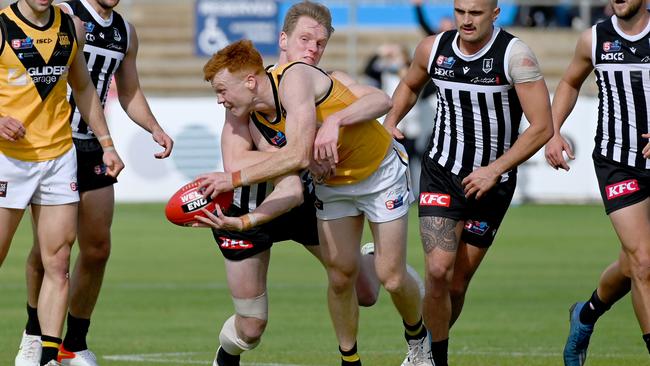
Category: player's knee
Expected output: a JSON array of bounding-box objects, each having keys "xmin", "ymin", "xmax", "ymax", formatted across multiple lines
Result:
[
  {"xmin": 425, "ymin": 261, "xmax": 453, "ymax": 284},
  {"xmin": 449, "ymin": 280, "xmax": 469, "ymax": 301},
  {"xmin": 219, "ymin": 315, "xmax": 261, "ymax": 356},
  {"xmin": 79, "ymin": 238, "xmax": 111, "ymax": 266},
  {"xmin": 629, "ymin": 253, "xmax": 650, "ymax": 282},
  {"xmin": 232, "ymin": 292, "xmax": 268, "ymax": 342},
  {"xmin": 356, "ymin": 287, "xmax": 379, "ymax": 307},
  {"xmin": 377, "ymin": 268, "xmax": 406, "ymax": 294},
  {"xmin": 41, "ymin": 246, "xmax": 71, "ymax": 282},
  {"xmin": 327, "ymin": 266, "xmax": 357, "ymax": 294}
]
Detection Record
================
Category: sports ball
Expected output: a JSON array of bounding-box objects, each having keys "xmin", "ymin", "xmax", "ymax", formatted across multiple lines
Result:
[{"xmin": 165, "ymin": 180, "xmax": 233, "ymax": 226}]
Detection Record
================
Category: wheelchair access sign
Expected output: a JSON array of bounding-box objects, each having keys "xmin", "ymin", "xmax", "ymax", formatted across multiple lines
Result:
[{"xmin": 195, "ymin": 0, "xmax": 279, "ymax": 57}]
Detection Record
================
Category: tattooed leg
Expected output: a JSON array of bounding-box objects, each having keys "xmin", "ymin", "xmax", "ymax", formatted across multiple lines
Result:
[{"xmin": 420, "ymin": 216, "xmax": 464, "ymax": 341}]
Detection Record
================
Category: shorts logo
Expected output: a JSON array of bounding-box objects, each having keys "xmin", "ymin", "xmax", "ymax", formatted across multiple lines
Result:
[
  {"xmin": 419, "ymin": 192, "xmax": 450, "ymax": 207},
  {"xmin": 606, "ymin": 179, "xmax": 639, "ymax": 200},
  {"xmin": 385, "ymin": 195, "xmax": 404, "ymax": 210},
  {"xmin": 219, "ymin": 237, "xmax": 253, "ymax": 250},
  {"xmin": 0, "ymin": 181, "xmax": 7, "ymax": 197},
  {"xmin": 464, "ymin": 220, "xmax": 489, "ymax": 236},
  {"xmin": 314, "ymin": 197, "xmax": 323, "ymax": 210},
  {"xmin": 70, "ymin": 182, "xmax": 78, "ymax": 192}
]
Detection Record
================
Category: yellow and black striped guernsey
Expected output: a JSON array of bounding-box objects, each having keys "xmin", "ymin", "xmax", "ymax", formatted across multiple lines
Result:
[
  {"xmin": 0, "ymin": 3, "xmax": 77, "ymax": 162},
  {"xmin": 251, "ymin": 62, "xmax": 392, "ymax": 186}
]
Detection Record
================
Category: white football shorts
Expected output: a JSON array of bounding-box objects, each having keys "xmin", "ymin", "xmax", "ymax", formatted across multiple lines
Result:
[
  {"xmin": 0, "ymin": 147, "xmax": 79, "ymax": 209},
  {"xmin": 314, "ymin": 140, "xmax": 415, "ymax": 223}
]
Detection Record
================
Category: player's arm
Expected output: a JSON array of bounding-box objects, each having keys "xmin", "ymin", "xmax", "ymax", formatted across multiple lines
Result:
[
  {"xmin": 314, "ymin": 70, "xmax": 391, "ymax": 166},
  {"xmin": 67, "ymin": 16, "xmax": 124, "ymax": 178},
  {"xmin": 545, "ymin": 29, "xmax": 594, "ymax": 170},
  {"xmin": 114, "ymin": 23, "xmax": 173, "ymax": 159},
  {"xmin": 383, "ymin": 36, "xmax": 436, "ymax": 139},
  {"xmin": 462, "ymin": 40, "xmax": 554, "ymax": 199},
  {"xmin": 199, "ymin": 65, "xmax": 319, "ymax": 198}
]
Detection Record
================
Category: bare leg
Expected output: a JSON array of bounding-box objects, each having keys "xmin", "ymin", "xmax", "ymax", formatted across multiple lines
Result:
[
  {"xmin": 27, "ymin": 217, "xmax": 44, "ymax": 309},
  {"xmin": 0, "ymin": 207, "xmax": 25, "ymax": 266},
  {"xmin": 608, "ymin": 198, "xmax": 650, "ymax": 333},
  {"xmin": 69, "ymin": 185, "xmax": 114, "ymax": 318},
  {"xmin": 318, "ymin": 215, "xmax": 364, "ymax": 351},
  {"xmin": 369, "ymin": 215, "xmax": 421, "ymax": 324},
  {"xmin": 31, "ymin": 203, "xmax": 77, "ymax": 338},
  {"xmin": 596, "ymin": 256, "xmax": 631, "ymax": 306},
  {"xmin": 449, "ymin": 241, "xmax": 488, "ymax": 327}
]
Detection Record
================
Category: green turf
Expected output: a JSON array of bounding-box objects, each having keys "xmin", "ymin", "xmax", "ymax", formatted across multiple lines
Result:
[{"xmin": 0, "ymin": 204, "xmax": 646, "ymax": 365}]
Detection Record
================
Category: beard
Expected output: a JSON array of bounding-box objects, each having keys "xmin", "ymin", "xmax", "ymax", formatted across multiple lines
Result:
[{"xmin": 613, "ymin": 0, "xmax": 644, "ymax": 20}]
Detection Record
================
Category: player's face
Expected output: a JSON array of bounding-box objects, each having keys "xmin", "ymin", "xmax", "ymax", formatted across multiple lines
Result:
[
  {"xmin": 210, "ymin": 70, "xmax": 254, "ymax": 117},
  {"xmin": 280, "ymin": 16, "xmax": 329, "ymax": 65},
  {"xmin": 610, "ymin": 0, "xmax": 645, "ymax": 20},
  {"xmin": 453, "ymin": 0, "xmax": 499, "ymax": 46}
]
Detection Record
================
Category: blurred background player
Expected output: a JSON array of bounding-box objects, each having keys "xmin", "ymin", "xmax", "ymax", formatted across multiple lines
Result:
[
  {"xmin": 544, "ymin": 0, "xmax": 650, "ymax": 364},
  {"xmin": 15, "ymin": 1, "xmax": 173, "ymax": 366},
  {"xmin": 2, "ymin": 0, "xmax": 124, "ymax": 365},
  {"xmin": 384, "ymin": 0, "xmax": 554, "ymax": 364}
]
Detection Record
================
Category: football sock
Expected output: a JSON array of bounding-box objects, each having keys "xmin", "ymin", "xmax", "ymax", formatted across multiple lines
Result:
[
  {"xmin": 340, "ymin": 343, "xmax": 361, "ymax": 366},
  {"xmin": 62, "ymin": 313, "xmax": 91, "ymax": 352},
  {"xmin": 643, "ymin": 333, "xmax": 650, "ymax": 354},
  {"xmin": 40, "ymin": 335, "xmax": 61, "ymax": 366},
  {"xmin": 216, "ymin": 347, "xmax": 240, "ymax": 366},
  {"xmin": 579, "ymin": 290, "xmax": 611, "ymax": 325},
  {"xmin": 431, "ymin": 338, "xmax": 449, "ymax": 366},
  {"xmin": 404, "ymin": 318, "xmax": 427, "ymax": 341},
  {"xmin": 25, "ymin": 303, "xmax": 42, "ymax": 336}
]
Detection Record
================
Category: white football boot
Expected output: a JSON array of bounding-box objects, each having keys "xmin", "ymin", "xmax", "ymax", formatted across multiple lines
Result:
[
  {"xmin": 15, "ymin": 332, "xmax": 41, "ymax": 366},
  {"xmin": 59, "ymin": 348, "xmax": 99, "ymax": 366},
  {"xmin": 401, "ymin": 335, "xmax": 435, "ymax": 366}
]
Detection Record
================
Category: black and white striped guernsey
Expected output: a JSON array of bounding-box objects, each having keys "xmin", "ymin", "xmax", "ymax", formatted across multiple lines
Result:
[
  {"xmin": 60, "ymin": 0, "xmax": 129, "ymax": 140},
  {"xmin": 427, "ymin": 28, "xmax": 523, "ymax": 181},
  {"xmin": 592, "ymin": 15, "xmax": 650, "ymax": 169}
]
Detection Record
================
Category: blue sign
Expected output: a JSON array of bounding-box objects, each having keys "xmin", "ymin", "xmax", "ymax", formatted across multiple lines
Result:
[{"xmin": 195, "ymin": 0, "xmax": 279, "ymax": 57}]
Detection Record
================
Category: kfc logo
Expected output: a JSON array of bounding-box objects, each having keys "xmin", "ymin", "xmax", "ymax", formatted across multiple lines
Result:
[
  {"xmin": 605, "ymin": 179, "xmax": 639, "ymax": 200},
  {"xmin": 419, "ymin": 193, "xmax": 451, "ymax": 207},
  {"xmin": 219, "ymin": 237, "xmax": 253, "ymax": 250}
]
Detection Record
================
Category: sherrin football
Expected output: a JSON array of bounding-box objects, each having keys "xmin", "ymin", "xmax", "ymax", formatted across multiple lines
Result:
[{"xmin": 165, "ymin": 180, "xmax": 233, "ymax": 226}]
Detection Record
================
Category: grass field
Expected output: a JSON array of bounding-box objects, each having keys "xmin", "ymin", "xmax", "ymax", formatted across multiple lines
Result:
[{"xmin": 0, "ymin": 203, "xmax": 647, "ymax": 365}]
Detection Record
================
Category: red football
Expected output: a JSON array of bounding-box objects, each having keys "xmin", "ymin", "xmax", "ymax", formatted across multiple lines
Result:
[{"xmin": 165, "ymin": 180, "xmax": 233, "ymax": 226}]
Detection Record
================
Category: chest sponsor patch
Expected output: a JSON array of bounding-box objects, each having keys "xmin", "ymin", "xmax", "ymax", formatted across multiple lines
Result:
[
  {"xmin": 605, "ymin": 179, "xmax": 639, "ymax": 200},
  {"xmin": 419, "ymin": 192, "xmax": 450, "ymax": 207}
]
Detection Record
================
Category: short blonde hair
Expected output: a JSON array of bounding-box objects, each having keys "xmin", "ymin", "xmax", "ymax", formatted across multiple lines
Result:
[
  {"xmin": 203, "ymin": 40, "xmax": 264, "ymax": 82},
  {"xmin": 282, "ymin": 1, "xmax": 334, "ymax": 38}
]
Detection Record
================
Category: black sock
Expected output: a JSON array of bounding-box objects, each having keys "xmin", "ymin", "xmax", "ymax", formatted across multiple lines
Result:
[
  {"xmin": 340, "ymin": 343, "xmax": 361, "ymax": 366},
  {"xmin": 62, "ymin": 313, "xmax": 91, "ymax": 352},
  {"xmin": 216, "ymin": 347, "xmax": 240, "ymax": 366},
  {"xmin": 643, "ymin": 333, "xmax": 650, "ymax": 354},
  {"xmin": 25, "ymin": 303, "xmax": 41, "ymax": 336},
  {"xmin": 431, "ymin": 338, "xmax": 449, "ymax": 366},
  {"xmin": 579, "ymin": 290, "xmax": 612, "ymax": 325},
  {"xmin": 40, "ymin": 335, "xmax": 61, "ymax": 366},
  {"xmin": 404, "ymin": 318, "xmax": 427, "ymax": 341}
]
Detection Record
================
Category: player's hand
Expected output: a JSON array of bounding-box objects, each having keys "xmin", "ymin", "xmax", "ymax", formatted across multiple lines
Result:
[
  {"xmin": 384, "ymin": 123, "xmax": 405, "ymax": 140},
  {"xmin": 151, "ymin": 125, "xmax": 174, "ymax": 159},
  {"xmin": 0, "ymin": 116, "xmax": 26, "ymax": 141},
  {"xmin": 642, "ymin": 133, "xmax": 650, "ymax": 159},
  {"xmin": 192, "ymin": 206, "xmax": 244, "ymax": 231},
  {"xmin": 309, "ymin": 158, "xmax": 334, "ymax": 184},
  {"xmin": 197, "ymin": 172, "xmax": 233, "ymax": 198},
  {"xmin": 314, "ymin": 116, "xmax": 340, "ymax": 171},
  {"xmin": 461, "ymin": 166, "xmax": 499, "ymax": 199},
  {"xmin": 102, "ymin": 149, "xmax": 124, "ymax": 178},
  {"xmin": 544, "ymin": 133, "xmax": 574, "ymax": 171}
]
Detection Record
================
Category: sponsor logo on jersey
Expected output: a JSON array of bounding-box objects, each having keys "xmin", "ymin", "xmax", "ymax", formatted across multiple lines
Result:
[
  {"xmin": 0, "ymin": 181, "xmax": 7, "ymax": 197},
  {"xmin": 434, "ymin": 68, "xmax": 454, "ymax": 78},
  {"xmin": 83, "ymin": 22, "xmax": 95, "ymax": 32},
  {"xmin": 219, "ymin": 237, "xmax": 254, "ymax": 250},
  {"xmin": 464, "ymin": 220, "xmax": 490, "ymax": 236},
  {"xmin": 86, "ymin": 33, "xmax": 95, "ymax": 42},
  {"xmin": 419, "ymin": 192, "xmax": 450, "ymax": 207},
  {"xmin": 605, "ymin": 179, "xmax": 639, "ymax": 200},
  {"xmin": 462, "ymin": 66, "xmax": 470, "ymax": 74},
  {"xmin": 270, "ymin": 131, "xmax": 286, "ymax": 146},
  {"xmin": 34, "ymin": 38, "xmax": 52, "ymax": 44},
  {"xmin": 601, "ymin": 52, "xmax": 624, "ymax": 61},
  {"xmin": 603, "ymin": 40, "xmax": 622, "ymax": 52},
  {"xmin": 94, "ymin": 164, "xmax": 107, "ymax": 175},
  {"xmin": 11, "ymin": 37, "xmax": 33, "ymax": 50},
  {"xmin": 22, "ymin": 65, "xmax": 68, "ymax": 85},
  {"xmin": 58, "ymin": 32, "xmax": 70, "ymax": 47},
  {"xmin": 630, "ymin": 47, "xmax": 637, "ymax": 54},
  {"xmin": 470, "ymin": 76, "xmax": 499, "ymax": 84},
  {"xmin": 385, "ymin": 195, "xmax": 404, "ymax": 210},
  {"xmin": 482, "ymin": 58, "xmax": 493, "ymax": 73},
  {"xmin": 436, "ymin": 55, "xmax": 456, "ymax": 69},
  {"xmin": 642, "ymin": 56, "xmax": 650, "ymax": 63},
  {"xmin": 113, "ymin": 27, "xmax": 122, "ymax": 41}
]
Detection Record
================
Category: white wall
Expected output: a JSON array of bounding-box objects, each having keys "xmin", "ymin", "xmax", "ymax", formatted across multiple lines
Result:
[{"xmin": 108, "ymin": 96, "xmax": 602, "ymax": 203}]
